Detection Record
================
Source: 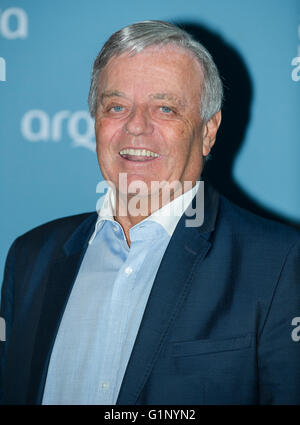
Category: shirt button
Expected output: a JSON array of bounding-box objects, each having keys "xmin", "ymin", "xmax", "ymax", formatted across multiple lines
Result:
[
  {"xmin": 125, "ymin": 266, "xmax": 133, "ymax": 275},
  {"xmin": 113, "ymin": 225, "xmax": 118, "ymax": 232},
  {"xmin": 101, "ymin": 382, "xmax": 109, "ymax": 389}
]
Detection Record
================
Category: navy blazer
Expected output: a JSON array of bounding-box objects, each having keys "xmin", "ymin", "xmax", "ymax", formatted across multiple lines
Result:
[{"xmin": 1, "ymin": 183, "xmax": 300, "ymax": 405}]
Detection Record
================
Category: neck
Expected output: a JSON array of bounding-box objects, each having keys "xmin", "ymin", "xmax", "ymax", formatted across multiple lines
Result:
[{"xmin": 113, "ymin": 181, "xmax": 198, "ymax": 246}]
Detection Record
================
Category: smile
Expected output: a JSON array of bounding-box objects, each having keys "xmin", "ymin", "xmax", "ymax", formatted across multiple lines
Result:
[{"xmin": 119, "ymin": 148, "xmax": 159, "ymax": 161}]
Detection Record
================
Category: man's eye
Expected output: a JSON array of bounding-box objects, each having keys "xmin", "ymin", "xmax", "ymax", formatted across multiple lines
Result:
[
  {"xmin": 160, "ymin": 106, "xmax": 173, "ymax": 114},
  {"xmin": 109, "ymin": 105, "xmax": 124, "ymax": 113}
]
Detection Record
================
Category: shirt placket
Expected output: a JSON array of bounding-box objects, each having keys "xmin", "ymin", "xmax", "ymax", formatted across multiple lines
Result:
[{"xmin": 97, "ymin": 245, "xmax": 137, "ymax": 403}]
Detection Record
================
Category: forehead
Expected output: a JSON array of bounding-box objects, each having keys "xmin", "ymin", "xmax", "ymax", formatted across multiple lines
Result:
[{"xmin": 99, "ymin": 45, "xmax": 203, "ymax": 102}]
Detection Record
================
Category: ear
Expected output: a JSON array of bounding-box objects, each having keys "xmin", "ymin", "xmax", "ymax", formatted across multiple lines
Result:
[{"xmin": 202, "ymin": 110, "xmax": 222, "ymax": 157}]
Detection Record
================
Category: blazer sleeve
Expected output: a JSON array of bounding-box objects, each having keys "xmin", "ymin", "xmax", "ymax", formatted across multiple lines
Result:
[
  {"xmin": 258, "ymin": 239, "xmax": 300, "ymax": 404},
  {"xmin": 0, "ymin": 239, "xmax": 19, "ymax": 404}
]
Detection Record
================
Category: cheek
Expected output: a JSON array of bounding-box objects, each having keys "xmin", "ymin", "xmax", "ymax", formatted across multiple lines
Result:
[
  {"xmin": 95, "ymin": 121, "xmax": 116, "ymax": 171},
  {"xmin": 161, "ymin": 120, "xmax": 196, "ymax": 155},
  {"xmin": 95, "ymin": 118, "xmax": 123, "ymax": 148}
]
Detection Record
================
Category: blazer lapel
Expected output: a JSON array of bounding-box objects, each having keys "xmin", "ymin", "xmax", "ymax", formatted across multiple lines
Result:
[
  {"xmin": 26, "ymin": 213, "xmax": 97, "ymax": 404},
  {"xmin": 117, "ymin": 182, "xmax": 219, "ymax": 405}
]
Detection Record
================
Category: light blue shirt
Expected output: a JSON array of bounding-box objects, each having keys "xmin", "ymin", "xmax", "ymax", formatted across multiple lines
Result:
[{"xmin": 42, "ymin": 183, "xmax": 199, "ymax": 405}]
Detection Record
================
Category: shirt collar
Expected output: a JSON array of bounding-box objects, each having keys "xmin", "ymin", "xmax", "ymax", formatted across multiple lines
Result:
[
  {"xmin": 89, "ymin": 181, "xmax": 200, "ymax": 244},
  {"xmin": 145, "ymin": 181, "xmax": 200, "ymax": 236}
]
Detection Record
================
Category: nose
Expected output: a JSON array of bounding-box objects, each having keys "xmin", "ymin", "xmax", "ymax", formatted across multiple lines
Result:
[{"xmin": 123, "ymin": 105, "xmax": 153, "ymax": 136}]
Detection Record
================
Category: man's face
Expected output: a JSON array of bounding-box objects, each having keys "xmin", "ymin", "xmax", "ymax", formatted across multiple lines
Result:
[{"xmin": 95, "ymin": 45, "xmax": 219, "ymax": 198}]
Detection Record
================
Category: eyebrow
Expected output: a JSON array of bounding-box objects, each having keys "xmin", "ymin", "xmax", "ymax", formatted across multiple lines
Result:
[
  {"xmin": 100, "ymin": 90, "xmax": 127, "ymax": 103},
  {"xmin": 150, "ymin": 93, "xmax": 186, "ymax": 109},
  {"xmin": 100, "ymin": 91, "xmax": 187, "ymax": 109}
]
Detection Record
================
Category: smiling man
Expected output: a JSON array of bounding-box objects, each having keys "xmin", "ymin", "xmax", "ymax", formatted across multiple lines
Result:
[
  {"xmin": 93, "ymin": 42, "xmax": 220, "ymax": 243},
  {"xmin": 1, "ymin": 21, "xmax": 300, "ymax": 405}
]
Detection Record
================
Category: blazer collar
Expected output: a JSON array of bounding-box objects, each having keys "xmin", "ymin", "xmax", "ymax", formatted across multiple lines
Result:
[
  {"xmin": 63, "ymin": 212, "xmax": 98, "ymax": 256},
  {"xmin": 185, "ymin": 179, "xmax": 219, "ymax": 237}
]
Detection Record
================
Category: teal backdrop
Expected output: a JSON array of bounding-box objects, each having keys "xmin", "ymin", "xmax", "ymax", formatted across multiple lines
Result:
[{"xmin": 0, "ymin": 0, "xmax": 300, "ymax": 280}]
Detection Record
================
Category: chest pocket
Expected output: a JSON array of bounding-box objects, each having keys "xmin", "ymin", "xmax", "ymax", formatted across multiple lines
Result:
[{"xmin": 171, "ymin": 333, "xmax": 253, "ymax": 357}]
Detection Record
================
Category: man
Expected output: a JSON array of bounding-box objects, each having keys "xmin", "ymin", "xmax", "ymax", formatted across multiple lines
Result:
[{"xmin": 1, "ymin": 20, "xmax": 300, "ymax": 405}]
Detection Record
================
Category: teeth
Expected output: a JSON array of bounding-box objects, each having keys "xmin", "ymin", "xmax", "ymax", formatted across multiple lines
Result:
[{"xmin": 119, "ymin": 148, "xmax": 159, "ymax": 158}]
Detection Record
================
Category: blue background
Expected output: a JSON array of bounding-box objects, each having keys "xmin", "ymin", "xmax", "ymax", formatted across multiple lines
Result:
[{"xmin": 0, "ymin": 0, "xmax": 300, "ymax": 278}]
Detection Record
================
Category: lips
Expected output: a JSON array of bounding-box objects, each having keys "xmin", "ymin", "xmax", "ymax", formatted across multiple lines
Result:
[{"xmin": 119, "ymin": 148, "xmax": 159, "ymax": 161}]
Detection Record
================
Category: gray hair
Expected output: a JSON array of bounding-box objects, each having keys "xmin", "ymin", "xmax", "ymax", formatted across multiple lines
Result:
[{"xmin": 88, "ymin": 20, "xmax": 223, "ymax": 122}]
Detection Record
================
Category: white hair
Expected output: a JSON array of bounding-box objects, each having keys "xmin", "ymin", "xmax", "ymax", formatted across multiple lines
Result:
[{"xmin": 88, "ymin": 20, "xmax": 223, "ymax": 122}]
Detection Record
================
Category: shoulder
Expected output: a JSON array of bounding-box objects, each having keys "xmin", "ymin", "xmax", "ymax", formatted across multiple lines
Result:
[
  {"xmin": 217, "ymin": 195, "xmax": 300, "ymax": 253},
  {"xmin": 9, "ymin": 212, "xmax": 97, "ymax": 267},
  {"xmin": 17, "ymin": 212, "xmax": 97, "ymax": 245}
]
